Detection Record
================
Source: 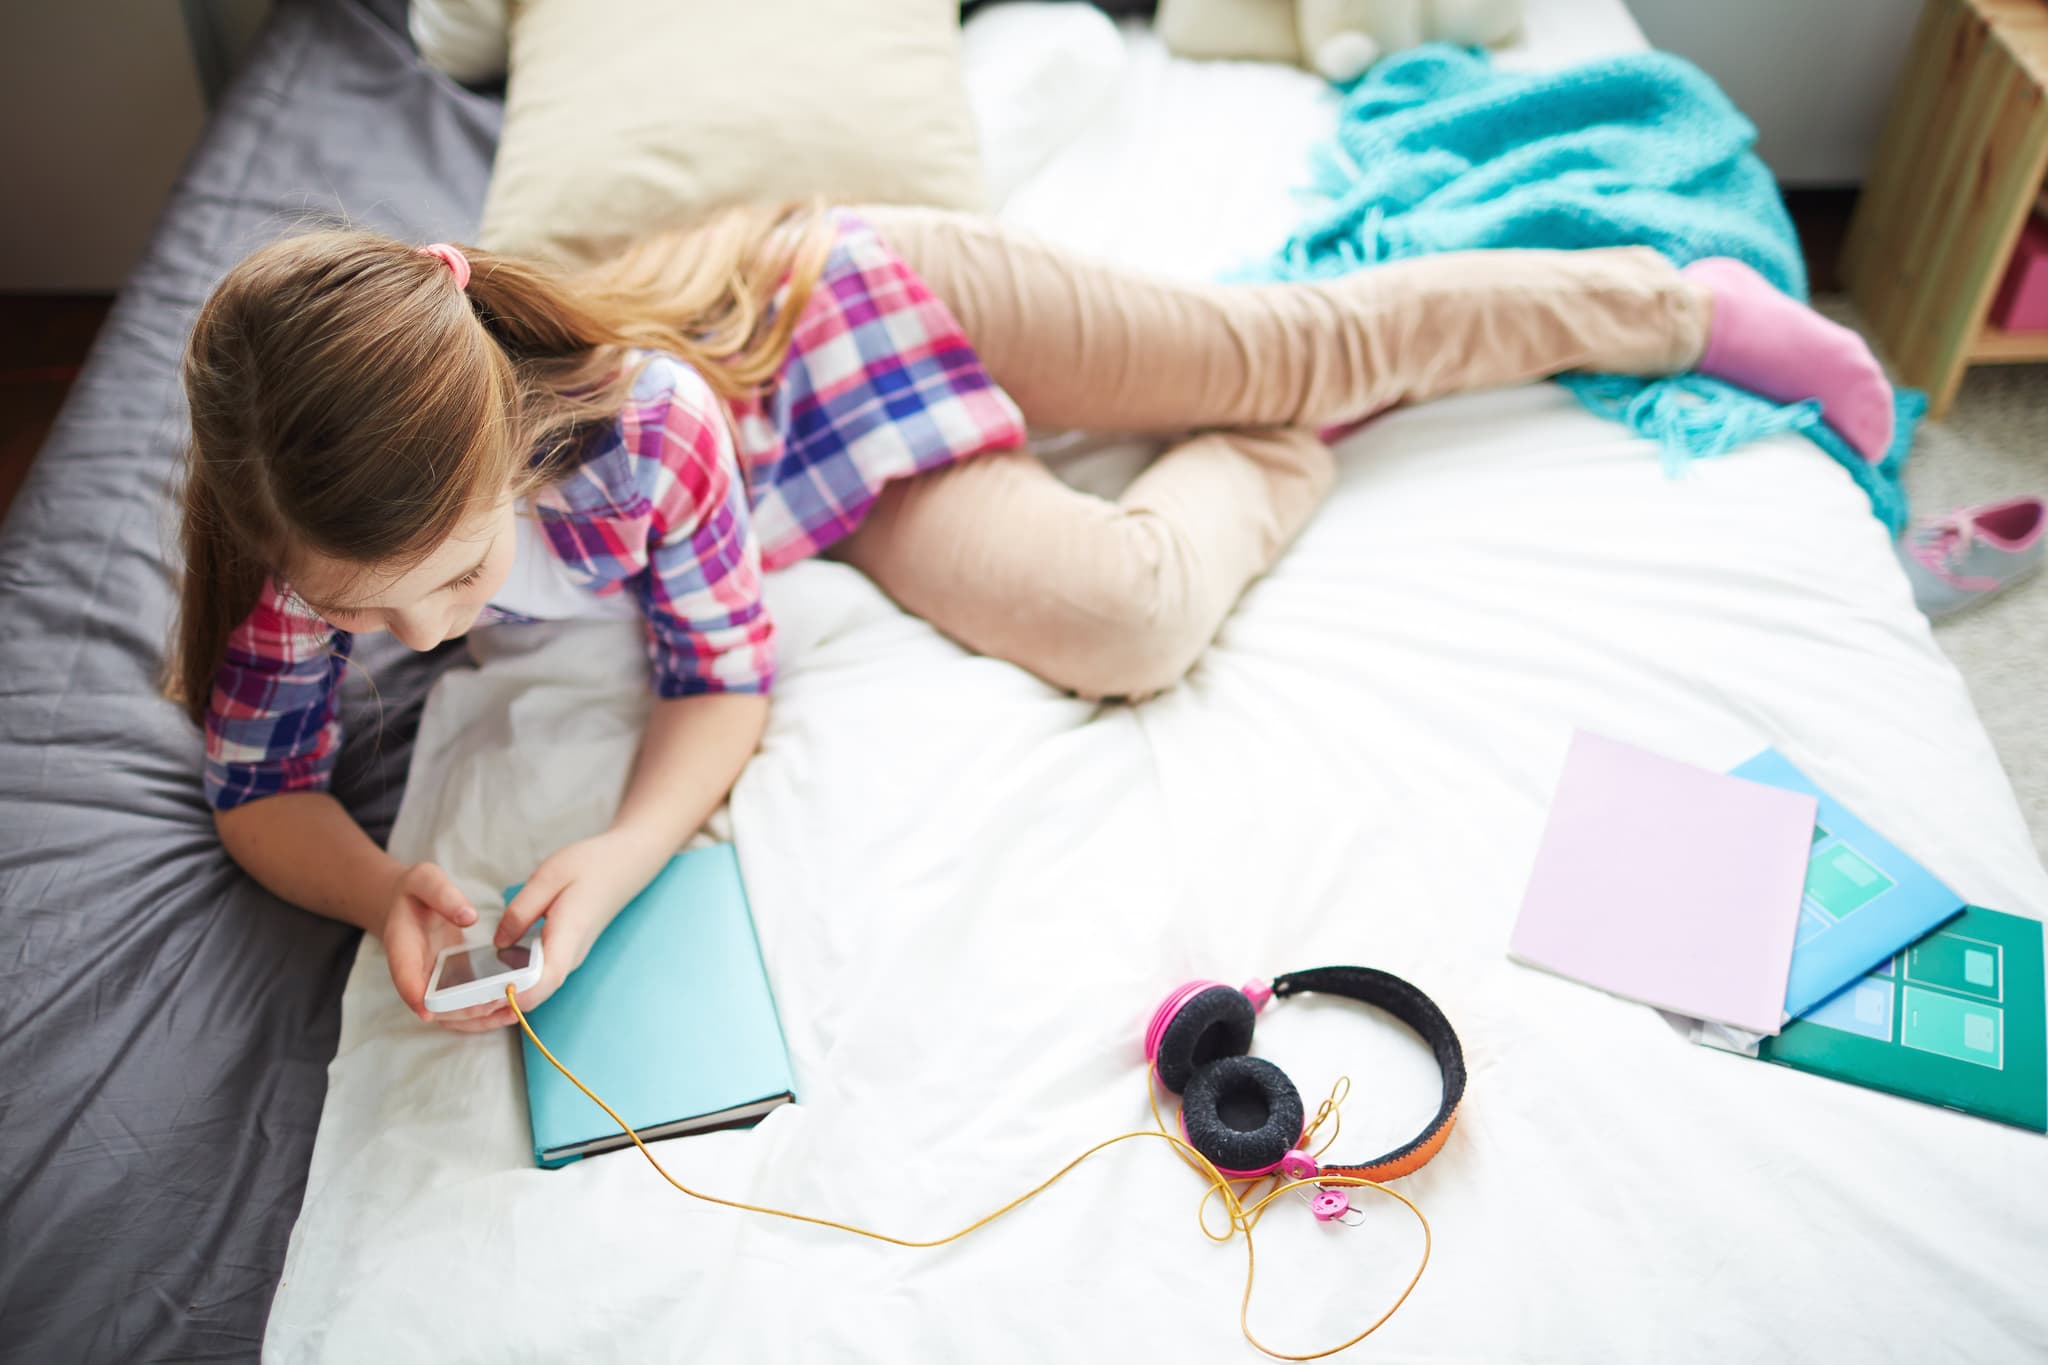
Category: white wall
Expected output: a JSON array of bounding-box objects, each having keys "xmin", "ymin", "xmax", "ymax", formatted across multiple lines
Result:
[
  {"xmin": 0, "ymin": 2, "xmax": 211, "ymax": 291},
  {"xmin": 1628, "ymin": 0, "xmax": 1922, "ymax": 185}
]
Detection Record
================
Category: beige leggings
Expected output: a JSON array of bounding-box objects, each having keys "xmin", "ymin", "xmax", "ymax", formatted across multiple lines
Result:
[{"xmin": 834, "ymin": 206, "xmax": 1712, "ymax": 697}]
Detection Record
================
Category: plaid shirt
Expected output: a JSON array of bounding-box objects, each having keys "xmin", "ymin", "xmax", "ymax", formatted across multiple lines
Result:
[{"xmin": 203, "ymin": 212, "xmax": 1025, "ymax": 811}]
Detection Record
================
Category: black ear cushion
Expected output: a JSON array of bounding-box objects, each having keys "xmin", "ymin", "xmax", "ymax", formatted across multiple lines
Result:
[
  {"xmin": 1180, "ymin": 1056, "xmax": 1304, "ymax": 1174},
  {"xmin": 1155, "ymin": 986, "xmax": 1255, "ymax": 1093}
]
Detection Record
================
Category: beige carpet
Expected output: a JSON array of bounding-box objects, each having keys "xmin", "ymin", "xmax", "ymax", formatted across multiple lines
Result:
[{"xmin": 1830, "ymin": 307, "xmax": 2048, "ymax": 863}]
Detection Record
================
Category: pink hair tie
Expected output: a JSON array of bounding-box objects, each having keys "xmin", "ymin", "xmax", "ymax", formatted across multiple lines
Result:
[{"xmin": 418, "ymin": 242, "xmax": 471, "ymax": 292}]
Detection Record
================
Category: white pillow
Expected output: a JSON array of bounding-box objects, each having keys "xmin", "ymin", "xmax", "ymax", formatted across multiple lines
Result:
[
  {"xmin": 409, "ymin": 0, "xmax": 510, "ymax": 84},
  {"xmin": 960, "ymin": 3, "xmax": 1129, "ymax": 207}
]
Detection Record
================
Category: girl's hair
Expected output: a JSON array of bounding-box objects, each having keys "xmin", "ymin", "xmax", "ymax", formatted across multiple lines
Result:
[{"xmin": 168, "ymin": 201, "xmax": 834, "ymax": 724}]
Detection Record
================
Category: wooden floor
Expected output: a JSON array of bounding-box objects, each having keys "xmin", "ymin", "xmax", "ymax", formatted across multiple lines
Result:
[
  {"xmin": 0, "ymin": 294, "xmax": 113, "ymax": 521},
  {"xmin": 0, "ymin": 190, "xmax": 1868, "ymax": 528}
]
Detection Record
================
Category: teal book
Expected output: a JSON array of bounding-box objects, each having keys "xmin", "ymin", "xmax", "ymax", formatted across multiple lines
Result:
[
  {"xmin": 1731, "ymin": 749, "xmax": 1966, "ymax": 1017},
  {"xmin": 514, "ymin": 844, "xmax": 796, "ymax": 1168},
  {"xmin": 1758, "ymin": 906, "xmax": 2047, "ymax": 1132}
]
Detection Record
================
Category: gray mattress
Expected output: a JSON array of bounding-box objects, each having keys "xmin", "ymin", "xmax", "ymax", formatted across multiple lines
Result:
[{"xmin": 0, "ymin": 4, "xmax": 499, "ymax": 1359}]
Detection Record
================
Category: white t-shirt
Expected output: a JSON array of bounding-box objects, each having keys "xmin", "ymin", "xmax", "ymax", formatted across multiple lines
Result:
[{"xmin": 488, "ymin": 506, "xmax": 640, "ymax": 623}]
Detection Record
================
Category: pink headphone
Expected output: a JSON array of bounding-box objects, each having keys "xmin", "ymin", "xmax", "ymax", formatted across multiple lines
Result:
[{"xmin": 1144, "ymin": 967, "xmax": 1466, "ymax": 1214}]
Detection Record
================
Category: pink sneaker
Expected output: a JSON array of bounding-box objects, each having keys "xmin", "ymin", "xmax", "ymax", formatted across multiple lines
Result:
[{"xmin": 1896, "ymin": 495, "xmax": 2046, "ymax": 620}]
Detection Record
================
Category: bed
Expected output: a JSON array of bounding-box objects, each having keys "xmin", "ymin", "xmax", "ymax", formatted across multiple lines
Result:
[{"xmin": 2, "ymin": 2, "xmax": 2044, "ymax": 1362}]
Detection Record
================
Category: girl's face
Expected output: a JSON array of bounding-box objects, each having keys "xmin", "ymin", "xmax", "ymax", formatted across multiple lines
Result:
[{"xmin": 289, "ymin": 494, "xmax": 518, "ymax": 650}]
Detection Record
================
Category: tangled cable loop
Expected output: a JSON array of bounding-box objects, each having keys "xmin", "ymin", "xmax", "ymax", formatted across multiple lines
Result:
[{"xmin": 510, "ymin": 986, "xmax": 1431, "ymax": 1360}]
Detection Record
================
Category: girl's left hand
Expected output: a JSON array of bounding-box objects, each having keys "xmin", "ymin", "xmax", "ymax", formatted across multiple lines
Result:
[{"xmin": 482, "ymin": 827, "xmax": 673, "ymax": 1024}]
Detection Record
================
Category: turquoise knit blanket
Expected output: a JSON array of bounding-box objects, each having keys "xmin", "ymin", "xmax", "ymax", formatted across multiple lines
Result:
[{"xmin": 1251, "ymin": 45, "xmax": 1921, "ymax": 531}]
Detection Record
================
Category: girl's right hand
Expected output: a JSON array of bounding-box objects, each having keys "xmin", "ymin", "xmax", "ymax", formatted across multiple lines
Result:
[{"xmin": 378, "ymin": 861, "xmax": 502, "ymax": 1031}]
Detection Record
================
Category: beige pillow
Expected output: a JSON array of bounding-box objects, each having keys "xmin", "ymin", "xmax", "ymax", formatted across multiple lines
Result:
[{"xmin": 478, "ymin": 0, "xmax": 986, "ymax": 266}]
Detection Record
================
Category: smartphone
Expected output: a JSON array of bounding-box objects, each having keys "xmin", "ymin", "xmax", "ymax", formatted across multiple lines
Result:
[{"xmin": 424, "ymin": 937, "xmax": 544, "ymax": 1013}]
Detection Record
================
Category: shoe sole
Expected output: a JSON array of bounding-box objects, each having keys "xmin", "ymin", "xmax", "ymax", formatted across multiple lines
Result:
[{"xmin": 1924, "ymin": 559, "xmax": 2045, "ymax": 624}]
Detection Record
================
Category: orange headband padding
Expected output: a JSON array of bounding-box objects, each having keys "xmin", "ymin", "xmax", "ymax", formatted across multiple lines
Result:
[
  {"xmin": 1324, "ymin": 1104, "xmax": 1460, "ymax": 1183},
  {"xmin": 1271, "ymin": 966, "xmax": 1466, "ymax": 1181}
]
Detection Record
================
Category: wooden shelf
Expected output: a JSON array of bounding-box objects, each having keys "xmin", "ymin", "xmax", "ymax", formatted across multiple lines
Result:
[
  {"xmin": 1841, "ymin": 0, "xmax": 2048, "ymax": 418},
  {"xmin": 1972, "ymin": 320, "xmax": 2048, "ymax": 363}
]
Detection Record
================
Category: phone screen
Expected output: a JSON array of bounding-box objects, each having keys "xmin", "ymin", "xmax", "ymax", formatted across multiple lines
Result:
[{"xmin": 436, "ymin": 942, "xmax": 533, "ymax": 990}]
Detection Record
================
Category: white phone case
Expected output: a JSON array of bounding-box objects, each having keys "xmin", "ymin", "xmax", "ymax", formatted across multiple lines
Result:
[{"xmin": 423, "ymin": 938, "xmax": 545, "ymax": 1013}]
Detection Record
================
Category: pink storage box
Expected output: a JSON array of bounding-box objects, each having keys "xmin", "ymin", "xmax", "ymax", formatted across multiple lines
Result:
[{"xmin": 1989, "ymin": 210, "xmax": 2048, "ymax": 332}]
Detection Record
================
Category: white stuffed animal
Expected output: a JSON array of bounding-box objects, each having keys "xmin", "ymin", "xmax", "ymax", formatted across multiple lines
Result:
[{"xmin": 1157, "ymin": 0, "xmax": 1521, "ymax": 84}]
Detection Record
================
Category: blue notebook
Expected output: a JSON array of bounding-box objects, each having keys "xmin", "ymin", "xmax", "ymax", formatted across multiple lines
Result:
[
  {"xmin": 514, "ymin": 844, "xmax": 796, "ymax": 1169},
  {"xmin": 1731, "ymin": 749, "xmax": 1965, "ymax": 1019}
]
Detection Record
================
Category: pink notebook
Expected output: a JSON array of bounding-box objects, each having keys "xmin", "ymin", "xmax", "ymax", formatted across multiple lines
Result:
[{"xmin": 1508, "ymin": 731, "xmax": 1817, "ymax": 1035}]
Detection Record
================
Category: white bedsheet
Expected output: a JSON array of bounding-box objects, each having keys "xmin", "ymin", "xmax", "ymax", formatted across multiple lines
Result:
[{"xmin": 266, "ymin": 23, "xmax": 2048, "ymax": 1365}]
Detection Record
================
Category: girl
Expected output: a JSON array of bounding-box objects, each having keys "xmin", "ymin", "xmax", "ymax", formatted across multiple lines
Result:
[{"xmin": 173, "ymin": 203, "xmax": 1893, "ymax": 1031}]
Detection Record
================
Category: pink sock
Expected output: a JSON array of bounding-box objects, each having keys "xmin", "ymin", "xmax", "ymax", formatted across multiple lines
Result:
[{"xmin": 1681, "ymin": 257, "xmax": 1895, "ymax": 462}]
